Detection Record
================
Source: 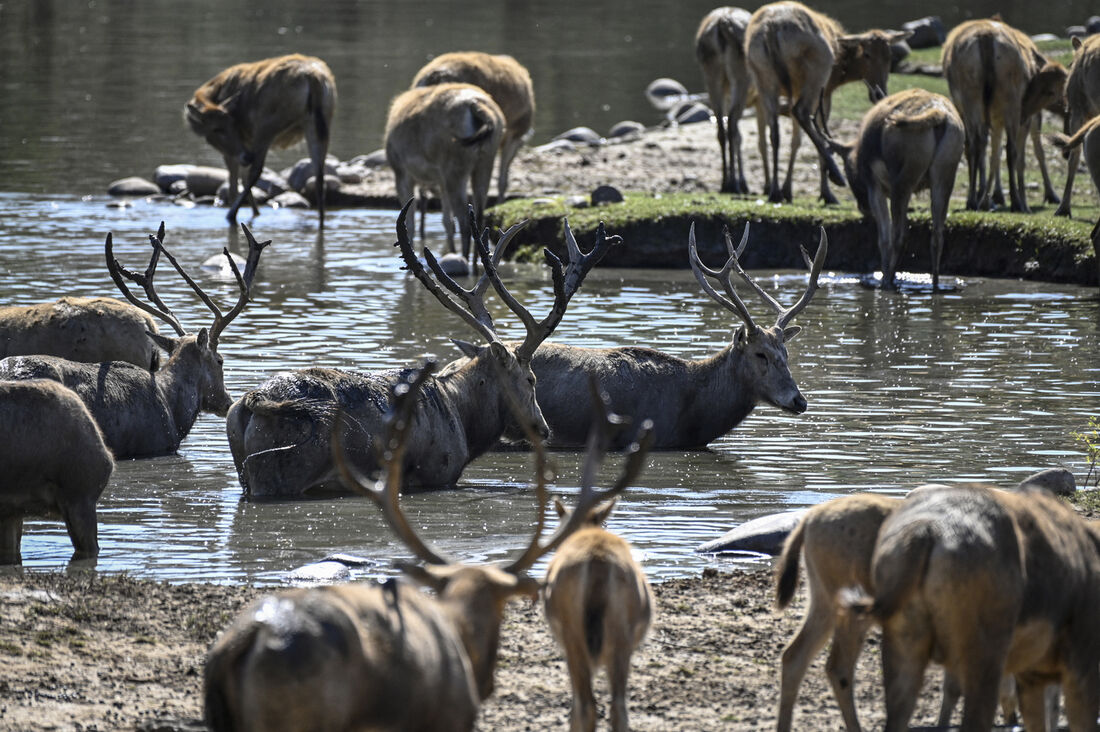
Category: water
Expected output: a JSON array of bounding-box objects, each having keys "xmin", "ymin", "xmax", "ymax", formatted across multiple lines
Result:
[
  {"xmin": 1, "ymin": 2, "xmax": 1098, "ymax": 584},
  {"xmin": 2, "ymin": 195, "xmax": 1097, "ymax": 584}
]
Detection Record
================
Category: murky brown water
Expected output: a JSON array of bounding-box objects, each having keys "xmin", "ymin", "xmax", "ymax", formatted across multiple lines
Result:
[{"xmin": 2, "ymin": 195, "xmax": 1097, "ymax": 583}]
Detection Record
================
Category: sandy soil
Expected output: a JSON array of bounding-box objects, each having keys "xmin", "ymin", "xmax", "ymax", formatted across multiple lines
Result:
[{"xmin": 0, "ymin": 567, "xmax": 958, "ymax": 732}]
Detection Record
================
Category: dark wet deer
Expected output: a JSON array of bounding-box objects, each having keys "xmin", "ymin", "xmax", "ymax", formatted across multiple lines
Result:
[
  {"xmin": 204, "ymin": 362, "xmax": 654, "ymax": 732},
  {"xmin": 226, "ymin": 201, "xmax": 617, "ymax": 497},
  {"xmin": 0, "ymin": 222, "xmax": 268, "ymax": 458},
  {"xmin": 524, "ymin": 222, "xmax": 825, "ymax": 449},
  {"xmin": 0, "ymin": 379, "xmax": 113, "ymax": 565}
]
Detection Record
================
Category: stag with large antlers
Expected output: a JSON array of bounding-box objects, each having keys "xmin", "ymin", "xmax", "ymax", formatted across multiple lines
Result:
[
  {"xmin": 514, "ymin": 222, "xmax": 825, "ymax": 449},
  {"xmin": 226, "ymin": 201, "xmax": 616, "ymax": 497},
  {"xmin": 205, "ymin": 363, "xmax": 653, "ymax": 732},
  {"xmin": 0, "ymin": 222, "xmax": 268, "ymax": 458}
]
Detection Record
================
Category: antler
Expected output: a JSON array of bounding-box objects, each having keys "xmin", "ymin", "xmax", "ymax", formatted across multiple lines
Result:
[
  {"xmin": 104, "ymin": 222, "xmax": 187, "ymax": 337},
  {"xmin": 688, "ymin": 222, "xmax": 758, "ymax": 332},
  {"xmin": 480, "ymin": 217, "xmax": 619, "ymax": 363},
  {"xmin": 153, "ymin": 223, "xmax": 270, "ymax": 350},
  {"xmin": 332, "ymin": 360, "xmax": 455, "ymax": 566},
  {"xmin": 503, "ymin": 375, "xmax": 654, "ymax": 574},
  {"xmin": 723, "ymin": 226, "xmax": 828, "ymax": 329}
]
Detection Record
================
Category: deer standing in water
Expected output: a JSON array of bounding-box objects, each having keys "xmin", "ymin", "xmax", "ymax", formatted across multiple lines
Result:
[
  {"xmin": 185, "ymin": 54, "xmax": 336, "ymax": 222},
  {"xmin": 226, "ymin": 202, "xmax": 617, "ymax": 497},
  {"xmin": 0, "ymin": 222, "xmax": 268, "ymax": 458},
  {"xmin": 204, "ymin": 363, "xmax": 653, "ymax": 732}
]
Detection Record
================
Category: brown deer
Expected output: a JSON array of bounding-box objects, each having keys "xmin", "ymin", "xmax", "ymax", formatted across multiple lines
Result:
[
  {"xmin": 413, "ymin": 52, "xmax": 535, "ymax": 206},
  {"xmin": 185, "ymin": 54, "xmax": 336, "ymax": 222},
  {"xmin": 846, "ymin": 484, "xmax": 1100, "ymax": 732},
  {"xmin": 514, "ymin": 222, "xmax": 825, "ymax": 449},
  {"xmin": 0, "ymin": 296, "xmax": 162, "ymax": 370},
  {"xmin": 0, "ymin": 222, "xmax": 268, "ymax": 458},
  {"xmin": 1053, "ymin": 113, "xmax": 1100, "ymax": 289},
  {"xmin": 204, "ymin": 363, "xmax": 654, "ymax": 732},
  {"xmin": 226, "ymin": 202, "xmax": 617, "ymax": 497},
  {"xmin": 385, "ymin": 83, "xmax": 504, "ymax": 260},
  {"xmin": 1056, "ymin": 34, "xmax": 1100, "ymax": 218},
  {"xmin": 544, "ymin": 392, "xmax": 654, "ymax": 731},
  {"xmin": 744, "ymin": 1, "xmax": 908, "ymax": 204},
  {"xmin": 0, "ymin": 379, "xmax": 113, "ymax": 565},
  {"xmin": 828, "ymin": 88, "xmax": 964, "ymax": 290},
  {"xmin": 942, "ymin": 19, "xmax": 1064, "ymax": 213},
  {"xmin": 695, "ymin": 6, "xmax": 754, "ymax": 194}
]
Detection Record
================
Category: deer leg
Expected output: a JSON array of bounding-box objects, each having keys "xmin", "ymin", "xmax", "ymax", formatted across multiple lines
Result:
[
  {"xmin": 886, "ymin": 190, "xmax": 912, "ymax": 286},
  {"xmin": 222, "ymin": 154, "xmax": 243, "ymax": 222},
  {"xmin": 1030, "ymin": 116, "xmax": 1060, "ymax": 204},
  {"xmin": 777, "ymin": 589, "xmax": 835, "ymax": 732},
  {"xmin": 938, "ymin": 670, "xmax": 962, "ymax": 727},
  {"xmin": 729, "ymin": 75, "xmax": 750, "ymax": 194},
  {"xmin": 867, "ymin": 187, "xmax": 893, "ymax": 287},
  {"xmin": 755, "ymin": 103, "xmax": 772, "ymax": 197},
  {"xmin": 497, "ymin": 133, "xmax": 523, "ymax": 204},
  {"xmin": 768, "ymin": 106, "xmax": 783, "ymax": 203},
  {"xmin": 61, "ymin": 498, "xmax": 99, "ymax": 561},
  {"xmin": 607, "ymin": 644, "xmax": 632, "ymax": 732},
  {"xmin": 783, "ymin": 120, "xmax": 799, "ymax": 202},
  {"xmin": 564, "ymin": 646, "xmax": 597, "ymax": 732},
  {"xmin": 791, "ymin": 96, "xmax": 845, "ymax": 189},
  {"xmin": 392, "ymin": 169, "xmax": 414, "ymax": 241},
  {"xmin": 470, "ymin": 154, "xmax": 495, "ymax": 241},
  {"xmin": 988, "ymin": 123, "xmax": 1005, "ymax": 209},
  {"xmin": 1060, "ymin": 665, "xmax": 1099, "ymax": 732},
  {"xmin": 881, "ymin": 630, "xmax": 929, "ymax": 732},
  {"xmin": 1056, "ymin": 110, "xmax": 1086, "ymax": 217},
  {"xmin": 1005, "ymin": 119, "xmax": 1030, "ymax": 213},
  {"xmin": 930, "ymin": 181, "xmax": 951, "ymax": 292},
  {"xmin": 715, "ymin": 103, "xmax": 731, "ymax": 192},
  {"xmin": 825, "ymin": 612, "xmax": 872, "ymax": 732},
  {"xmin": 305, "ymin": 123, "xmax": 328, "ymax": 222},
  {"xmin": 440, "ymin": 183, "xmax": 463, "ymax": 258},
  {"xmin": 0, "ymin": 515, "xmax": 23, "ymax": 565}
]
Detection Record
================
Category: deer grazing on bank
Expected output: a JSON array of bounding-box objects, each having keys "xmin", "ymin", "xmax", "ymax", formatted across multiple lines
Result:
[
  {"xmin": 514, "ymin": 221, "xmax": 825, "ymax": 449},
  {"xmin": 226, "ymin": 202, "xmax": 617, "ymax": 497},
  {"xmin": 204, "ymin": 362, "xmax": 654, "ymax": 732},
  {"xmin": 1054, "ymin": 113, "xmax": 1100, "ymax": 290},
  {"xmin": 544, "ymin": 392, "xmax": 654, "ymax": 732},
  {"xmin": 0, "ymin": 296, "xmax": 163, "ymax": 370},
  {"xmin": 846, "ymin": 484, "xmax": 1100, "ymax": 732},
  {"xmin": 1056, "ymin": 34, "xmax": 1100, "ymax": 217},
  {"xmin": 695, "ymin": 6, "xmax": 754, "ymax": 194},
  {"xmin": 185, "ymin": 54, "xmax": 336, "ymax": 222},
  {"xmin": 413, "ymin": 51, "xmax": 535, "ymax": 207},
  {"xmin": 0, "ymin": 379, "xmax": 113, "ymax": 565},
  {"xmin": 942, "ymin": 19, "xmax": 1066, "ymax": 212},
  {"xmin": 744, "ymin": 1, "xmax": 909, "ymax": 204},
  {"xmin": 385, "ymin": 83, "xmax": 505, "ymax": 260},
  {"xmin": 0, "ymin": 222, "xmax": 268, "ymax": 459},
  {"xmin": 829, "ymin": 88, "xmax": 963, "ymax": 290}
]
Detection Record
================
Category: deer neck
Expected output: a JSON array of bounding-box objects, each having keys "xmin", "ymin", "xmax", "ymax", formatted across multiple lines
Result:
[
  {"xmin": 827, "ymin": 43, "xmax": 860, "ymax": 93},
  {"xmin": 154, "ymin": 348, "xmax": 204, "ymax": 445},
  {"xmin": 438, "ymin": 588, "xmax": 507, "ymax": 701},
  {"xmin": 434, "ymin": 356, "xmax": 509, "ymax": 459},
  {"xmin": 691, "ymin": 345, "xmax": 760, "ymax": 433}
]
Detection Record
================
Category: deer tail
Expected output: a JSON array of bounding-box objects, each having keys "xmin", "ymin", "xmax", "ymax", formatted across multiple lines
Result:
[
  {"xmin": 307, "ymin": 75, "xmax": 330, "ymax": 147},
  {"xmin": 843, "ymin": 525, "xmax": 933, "ymax": 621},
  {"xmin": 584, "ymin": 563, "xmax": 612, "ymax": 659},
  {"xmin": 978, "ymin": 32, "xmax": 996, "ymax": 132},
  {"xmin": 459, "ymin": 100, "xmax": 496, "ymax": 147},
  {"xmin": 775, "ymin": 514, "xmax": 807, "ymax": 610}
]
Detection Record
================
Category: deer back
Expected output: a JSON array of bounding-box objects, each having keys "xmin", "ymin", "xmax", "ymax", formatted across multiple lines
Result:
[
  {"xmin": 412, "ymin": 52, "xmax": 534, "ymax": 139},
  {"xmin": 385, "ymin": 83, "xmax": 505, "ymax": 173},
  {"xmin": 745, "ymin": 2, "xmax": 838, "ymax": 98},
  {"xmin": 1065, "ymin": 34, "xmax": 1100, "ymax": 123}
]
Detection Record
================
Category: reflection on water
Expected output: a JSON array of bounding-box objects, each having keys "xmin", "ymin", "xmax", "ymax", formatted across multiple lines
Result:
[{"xmin": 4, "ymin": 194, "xmax": 1098, "ymax": 584}]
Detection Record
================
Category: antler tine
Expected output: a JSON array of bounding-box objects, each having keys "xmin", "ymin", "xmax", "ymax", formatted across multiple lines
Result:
[
  {"xmin": 332, "ymin": 361, "xmax": 454, "ymax": 567},
  {"xmin": 504, "ymin": 376, "xmax": 655, "ymax": 574},
  {"xmin": 687, "ymin": 223, "xmax": 759, "ymax": 332},
  {"xmin": 723, "ymin": 224, "xmax": 785, "ymax": 316},
  {"xmin": 104, "ymin": 227, "xmax": 187, "ymax": 336},
  {"xmin": 508, "ymin": 218, "xmax": 619, "ymax": 363},
  {"xmin": 206, "ymin": 223, "xmax": 271, "ymax": 349},
  {"xmin": 775, "ymin": 227, "xmax": 828, "ymax": 328},
  {"xmin": 393, "ymin": 199, "xmax": 500, "ymax": 345}
]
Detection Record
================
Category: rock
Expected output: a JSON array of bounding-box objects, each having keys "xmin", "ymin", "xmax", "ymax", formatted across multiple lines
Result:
[
  {"xmin": 301, "ymin": 174, "xmax": 341, "ymax": 201},
  {"xmin": 670, "ymin": 102, "xmax": 712, "ymax": 125},
  {"xmin": 901, "ymin": 16, "xmax": 945, "ymax": 49},
  {"xmin": 153, "ymin": 164, "xmax": 196, "ymax": 191},
  {"xmin": 695, "ymin": 509, "xmax": 808, "ymax": 555},
  {"xmin": 167, "ymin": 179, "xmax": 188, "ymax": 195},
  {"xmin": 437, "ymin": 252, "xmax": 470, "ymax": 277},
  {"xmin": 322, "ymin": 553, "xmax": 375, "ymax": 567},
  {"xmin": 1088, "ymin": 16, "xmax": 1100, "ymax": 35},
  {"xmin": 201, "ymin": 250, "xmax": 247, "ymax": 279},
  {"xmin": 1016, "ymin": 468, "xmax": 1076, "ymax": 496},
  {"xmin": 253, "ymin": 168, "xmax": 289, "ymax": 196},
  {"xmin": 270, "ymin": 190, "xmax": 311, "ymax": 209},
  {"xmin": 890, "ymin": 39, "xmax": 911, "ymax": 71},
  {"xmin": 288, "ymin": 560, "xmax": 351, "ymax": 584},
  {"xmin": 216, "ymin": 182, "xmax": 268, "ymax": 206},
  {"xmin": 553, "ymin": 126, "xmax": 602, "ymax": 145},
  {"xmin": 645, "ymin": 77, "xmax": 688, "ymax": 110},
  {"xmin": 534, "ymin": 138, "xmax": 576, "ymax": 154},
  {"xmin": 608, "ymin": 120, "xmax": 645, "ymax": 139},
  {"xmin": 286, "ymin": 155, "xmax": 340, "ymax": 192},
  {"xmin": 591, "ymin": 185, "xmax": 623, "ymax": 206},
  {"xmin": 1030, "ymin": 33, "xmax": 1061, "ymax": 43},
  {"xmin": 107, "ymin": 176, "xmax": 161, "ymax": 196},
  {"xmin": 349, "ymin": 149, "xmax": 389, "ymax": 168},
  {"xmin": 565, "ymin": 195, "xmax": 589, "ymax": 208},
  {"xmin": 184, "ymin": 166, "xmax": 229, "ymax": 197}
]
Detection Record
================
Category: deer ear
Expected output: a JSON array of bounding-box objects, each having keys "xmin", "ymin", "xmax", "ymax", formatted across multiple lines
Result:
[
  {"xmin": 451, "ymin": 338, "xmax": 481, "ymax": 359},
  {"xmin": 488, "ymin": 341, "xmax": 510, "ymax": 362},
  {"xmin": 398, "ymin": 562, "xmax": 450, "ymax": 593},
  {"xmin": 590, "ymin": 499, "xmax": 617, "ymax": 525},
  {"xmin": 1073, "ymin": 36, "xmax": 1083, "ymax": 50},
  {"xmin": 733, "ymin": 324, "xmax": 749, "ymax": 349},
  {"xmin": 783, "ymin": 325, "xmax": 803, "ymax": 342},
  {"xmin": 146, "ymin": 330, "xmax": 178, "ymax": 353},
  {"xmin": 197, "ymin": 327, "xmax": 210, "ymax": 349}
]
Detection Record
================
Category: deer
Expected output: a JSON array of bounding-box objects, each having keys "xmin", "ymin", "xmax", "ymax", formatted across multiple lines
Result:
[
  {"xmin": 828, "ymin": 88, "xmax": 964, "ymax": 290},
  {"xmin": 0, "ymin": 222, "xmax": 268, "ymax": 459},
  {"xmin": 1056, "ymin": 33, "xmax": 1100, "ymax": 218},
  {"xmin": 543, "ymin": 402, "xmax": 654, "ymax": 732},
  {"xmin": 413, "ymin": 51, "xmax": 535, "ymax": 207},
  {"xmin": 0, "ymin": 296, "xmax": 163, "ymax": 370},
  {"xmin": 744, "ymin": 1, "xmax": 910, "ymax": 204},
  {"xmin": 845, "ymin": 484, "xmax": 1100, "ymax": 732},
  {"xmin": 942, "ymin": 19, "xmax": 1065, "ymax": 213},
  {"xmin": 385, "ymin": 83, "xmax": 505, "ymax": 261},
  {"xmin": 1053, "ymin": 113, "xmax": 1100, "ymax": 290},
  {"xmin": 0, "ymin": 379, "xmax": 113, "ymax": 565},
  {"xmin": 225, "ymin": 201, "xmax": 617, "ymax": 497},
  {"xmin": 185, "ymin": 54, "xmax": 336, "ymax": 223},
  {"xmin": 695, "ymin": 6, "xmax": 754, "ymax": 194},
  {"xmin": 510, "ymin": 221, "xmax": 825, "ymax": 449},
  {"xmin": 203, "ymin": 362, "xmax": 654, "ymax": 732}
]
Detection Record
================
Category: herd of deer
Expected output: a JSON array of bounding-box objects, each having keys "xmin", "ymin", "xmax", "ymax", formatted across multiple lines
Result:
[{"xmin": 3, "ymin": 1, "xmax": 1100, "ymax": 730}]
